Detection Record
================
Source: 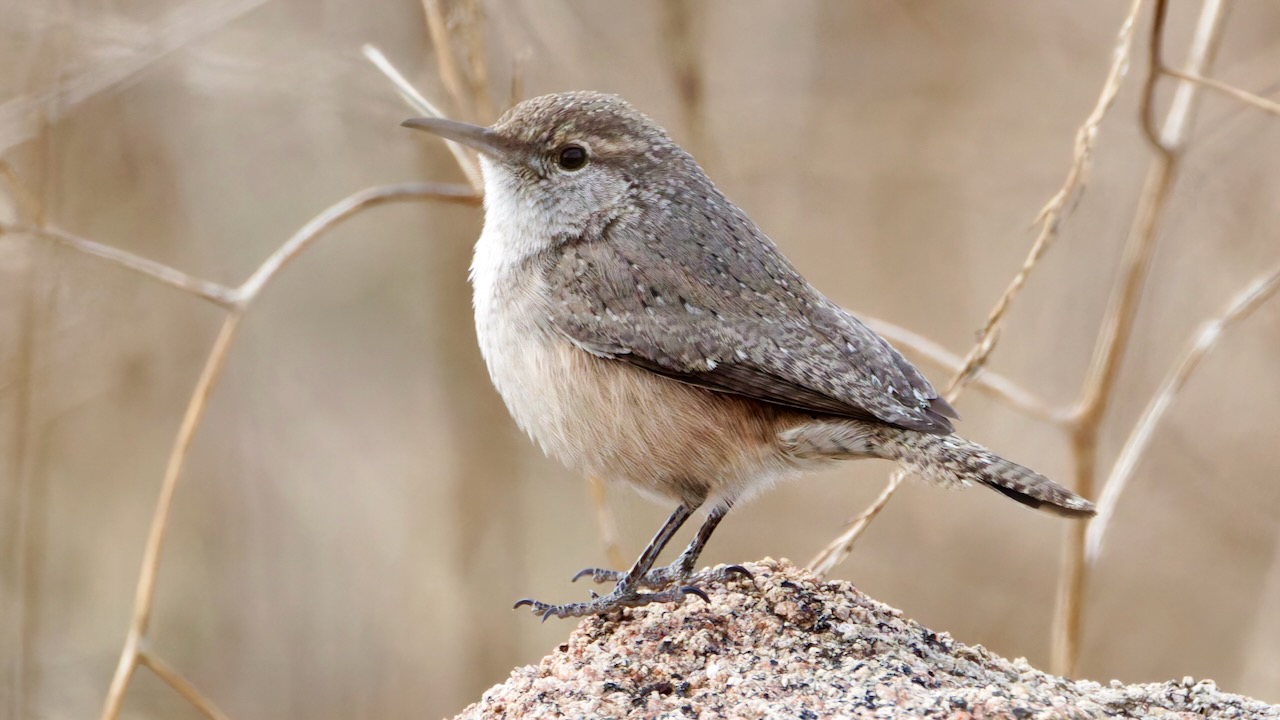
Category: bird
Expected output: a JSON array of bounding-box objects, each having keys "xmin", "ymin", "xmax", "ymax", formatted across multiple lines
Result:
[{"xmin": 402, "ymin": 91, "xmax": 1094, "ymax": 621}]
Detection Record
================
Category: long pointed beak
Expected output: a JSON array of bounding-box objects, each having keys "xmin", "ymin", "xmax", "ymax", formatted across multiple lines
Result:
[{"xmin": 401, "ymin": 117, "xmax": 512, "ymax": 158}]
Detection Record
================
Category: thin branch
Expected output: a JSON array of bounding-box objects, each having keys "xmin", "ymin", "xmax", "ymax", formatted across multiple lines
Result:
[
  {"xmin": 862, "ymin": 316, "xmax": 1065, "ymax": 424},
  {"xmin": 101, "ymin": 313, "xmax": 243, "ymax": 720},
  {"xmin": 1086, "ymin": 263, "xmax": 1280, "ymax": 563},
  {"xmin": 586, "ymin": 474, "xmax": 627, "ymax": 570},
  {"xmin": 947, "ymin": 0, "xmax": 1146, "ymax": 395},
  {"xmin": 0, "ymin": 223, "xmax": 240, "ymax": 308},
  {"xmin": 0, "ymin": 160, "xmax": 46, "ymax": 225},
  {"xmin": 1139, "ymin": 0, "xmax": 1171, "ymax": 152},
  {"xmin": 807, "ymin": 0, "xmax": 1145, "ymax": 576},
  {"xmin": 1164, "ymin": 68, "xmax": 1280, "ymax": 118},
  {"xmin": 362, "ymin": 44, "xmax": 483, "ymax": 191},
  {"xmin": 461, "ymin": 0, "xmax": 495, "ymax": 122},
  {"xmin": 1051, "ymin": 0, "xmax": 1230, "ymax": 677},
  {"xmin": 509, "ymin": 50, "xmax": 530, "ymax": 112},
  {"xmin": 99, "ymin": 182, "xmax": 480, "ymax": 720},
  {"xmin": 138, "ymin": 652, "xmax": 233, "ymax": 720},
  {"xmin": 234, "ymin": 182, "xmax": 479, "ymax": 305},
  {"xmin": 422, "ymin": 0, "xmax": 471, "ymax": 117},
  {"xmin": 808, "ymin": 471, "xmax": 905, "ymax": 576}
]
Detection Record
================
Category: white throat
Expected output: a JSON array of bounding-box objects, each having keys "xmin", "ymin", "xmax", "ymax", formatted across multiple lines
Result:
[{"xmin": 470, "ymin": 157, "xmax": 554, "ymax": 297}]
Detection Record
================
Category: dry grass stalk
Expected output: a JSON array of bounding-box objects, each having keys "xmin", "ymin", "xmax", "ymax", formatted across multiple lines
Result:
[
  {"xmin": 1085, "ymin": 263, "xmax": 1280, "ymax": 563},
  {"xmin": 1051, "ymin": 0, "xmax": 1230, "ymax": 676},
  {"xmin": 1, "ymin": 161, "xmax": 45, "ymax": 720},
  {"xmin": 422, "ymin": 0, "xmax": 472, "ymax": 118},
  {"xmin": 947, "ymin": 0, "xmax": 1147, "ymax": 395},
  {"xmin": 807, "ymin": 470, "xmax": 906, "ymax": 577},
  {"xmin": 1049, "ymin": 0, "xmax": 1228, "ymax": 676},
  {"xmin": 363, "ymin": 44, "xmax": 483, "ymax": 191},
  {"xmin": 137, "ymin": 652, "xmax": 231, "ymax": 720},
  {"xmin": 587, "ymin": 474, "xmax": 627, "ymax": 570},
  {"xmin": 1165, "ymin": 68, "xmax": 1280, "ymax": 118},
  {"xmin": 808, "ymin": 0, "xmax": 1146, "ymax": 577},
  {"xmin": 509, "ymin": 49, "xmax": 531, "ymax": 112},
  {"xmin": 862, "ymin": 316, "xmax": 1065, "ymax": 424},
  {"xmin": 460, "ymin": 0, "xmax": 495, "ymax": 123},
  {"xmin": 84, "ymin": 183, "xmax": 478, "ymax": 720},
  {"xmin": 0, "ymin": 223, "xmax": 239, "ymax": 307},
  {"xmin": 98, "ymin": 313, "xmax": 241, "ymax": 720},
  {"xmin": 0, "ymin": 159, "xmax": 45, "ymax": 225}
]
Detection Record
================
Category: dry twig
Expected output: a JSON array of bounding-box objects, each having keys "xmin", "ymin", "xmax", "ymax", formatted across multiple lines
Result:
[
  {"xmin": 363, "ymin": 44, "xmax": 483, "ymax": 191},
  {"xmin": 0, "ymin": 223, "xmax": 239, "ymax": 307},
  {"xmin": 808, "ymin": 0, "xmax": 1146, "ymax": 576},
  {"xmin": 1084, "ymin": 263, "xmax": 1280, "ymax": 563},
  {"xmin": 1050, "ymin": 0, "xmax": 1230, "ymax": 676},
  {"xmin": 422, "ymin": 0, "xmax": 471, "ymax": 118},
  {"xmin": 94, "ymin": 182, "xmax": 478, "ymax": 720},
  {"xmin": 138, "ymin": 649, "xmax": 232, "ymax": 720},
  {"xmin": 863, "ymin": 316, "xmax": 1065, "ymax": 424},
  {"xmin": 586, "ymin": 474, "xmax": 627, "ymax": 570}
]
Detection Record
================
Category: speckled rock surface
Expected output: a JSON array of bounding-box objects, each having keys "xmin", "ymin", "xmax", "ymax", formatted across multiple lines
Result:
[{"xmin": 454, "ymin": 559, "xmax": 1278, "ymax": 719}]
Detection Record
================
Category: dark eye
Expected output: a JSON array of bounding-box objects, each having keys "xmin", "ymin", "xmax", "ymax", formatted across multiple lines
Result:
[{"xmin": 557, "ymin": 144, "xmax": 588, "ymax": 171}]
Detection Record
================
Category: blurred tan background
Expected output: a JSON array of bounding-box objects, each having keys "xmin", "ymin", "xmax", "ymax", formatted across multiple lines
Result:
[{"xmin": 3, "ymin": 1, "xmax": 1279, "ymax": 718}]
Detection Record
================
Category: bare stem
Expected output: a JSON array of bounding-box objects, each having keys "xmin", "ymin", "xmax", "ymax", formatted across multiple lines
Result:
[
  {"xmin": 863, "ymin": 316, "xmax": 1065, "ymax": 424},
  {"xmin": 587, "ymin": 475, "xmax": 627, "ymax": 570},
  {"xmin": 1164, "ymin": 68, "xmax": 1280, "ymax": 118},
  {"xmin": 235, "ymin": 182, "xmax": 478, "ymax": 305},
  {"xmin": 100, "ymin": 313, "xmax": 243, "ymax": 720},
  {"xmin": 461, "ymin": 0, "xmax": 495, "ymax": 122},
  {"xmin": 509, "ymin": 50, "xmax": 530, "ymax": 111},
  {"xmin": 808, "ymin": 0, "xmax": 1145, "ymax": 576},
  {"xmin": 138, "ymin": 652, "xmax": 233, "ymax": 720},
  {"xmin": 422, "ymin": 0, "xmax": 471, "ymax": 117},
  {"xmin": 1086, "ymin": 263, "xmax": 1280, "ymax": 561},
  {"xmin": 0, "ymin": 160, "xmax": 47, "ymax": 225},
  {"xmin": 362, "ymin": 45, "xmax": 484, "ymax": 191},
  {"xmin": 807, "ymin": 471, "xmax": 905, "ymax": 576},
  {"xmin": 947, "ymin": 0, "xmax": 1146, "ymax": 394},
  {"xmin": 98, "ymin": 182, "xmax": 479, "ymax": 720},
  {"xmin": 0, "ymin": 223, "xmax": 240, "ymax": 308},
  {"xmin": 1050, "ymin": 0, "xmax": 1230, "ymax": 677}
]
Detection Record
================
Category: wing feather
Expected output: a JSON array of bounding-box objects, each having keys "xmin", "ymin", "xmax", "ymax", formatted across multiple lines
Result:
[{"xmin": 545, "ymin": 199, "xmax": 955, "ymax": 435}]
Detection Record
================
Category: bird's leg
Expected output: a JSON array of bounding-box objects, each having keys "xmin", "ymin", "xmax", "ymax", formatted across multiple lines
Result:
[
  {"xmin": 515, "ymin": 502, "xmax": 708, "ymax": 620},
  {"xmin": 572, "ymin": 503, "xmax": 750, "ymax": 589}
]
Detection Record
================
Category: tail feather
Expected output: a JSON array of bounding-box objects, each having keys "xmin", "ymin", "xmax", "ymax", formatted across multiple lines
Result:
[
  {"xmin": 878, "ymin": 430, "xmax": 1095, "ymax": 518},
  {"xmin": 778, "ymin": 420, "xmax": 1095, "ymax": 517}
]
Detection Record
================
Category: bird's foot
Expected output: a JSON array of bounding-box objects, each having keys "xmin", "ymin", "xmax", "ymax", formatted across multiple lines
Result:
[
  {"xmin": 513, "ymin": 583, "xmax": 709, "ymax": 621},
  {"xmin": 570, "ymin": 562, "xmax": 753, "ymax": 590}
]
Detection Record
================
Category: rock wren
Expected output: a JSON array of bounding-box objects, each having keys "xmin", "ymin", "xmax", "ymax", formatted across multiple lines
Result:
[{"xmin": 403, "ymin": 91, "xmax": 1094, "ymax": 621}]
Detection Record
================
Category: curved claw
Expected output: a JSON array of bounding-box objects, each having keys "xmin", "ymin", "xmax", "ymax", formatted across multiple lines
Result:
[
  {"xmin": 681, "ymin": 585, "xmax": 711, "ymax": 604},
  {"xmin": 571, "ymin": 568, "xmax": 598, "ymax": 583},
  {"xmin": 723, "ymin": 564, "xmax": 754, "ymax": 579},
  {"xmin": 513, "ymin": 598, "xmax": 536, "ymax": 610},
  {"xmin": 540, "ymin": 607, "xmax": 558, "ymax": 623}
]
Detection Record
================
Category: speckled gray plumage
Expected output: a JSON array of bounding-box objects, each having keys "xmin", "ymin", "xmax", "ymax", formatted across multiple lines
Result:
[
  {"xmin": 541, "ymin": 98, "xmax": 956, "ymax": 435},
  {"xmin": 408, "ymin": 91, "xmax": 1095, "ymax": 621}
]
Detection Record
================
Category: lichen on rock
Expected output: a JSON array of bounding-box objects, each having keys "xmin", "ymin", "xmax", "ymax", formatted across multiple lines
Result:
[{"xmin": 454, "ymin": 559, "xmax": 1278, "ymax": 719}]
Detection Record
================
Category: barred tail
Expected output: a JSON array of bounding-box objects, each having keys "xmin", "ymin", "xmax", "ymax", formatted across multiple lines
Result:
[{"xmin": 877, "ymin": 429, "xmax": 1095, "ymax": 518}]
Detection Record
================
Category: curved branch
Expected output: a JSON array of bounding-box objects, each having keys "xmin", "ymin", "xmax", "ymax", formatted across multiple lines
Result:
[
  {"xmin": 234, "ymin": 182, "xmax": 478, "ymax": 305},
  {"xmin": 1086, "ymin": 263, "xmax": 1280, "ymax": 563},
  {"xmin": 0, "ymin": 223, "xmax": 240, "ymax": 308}
]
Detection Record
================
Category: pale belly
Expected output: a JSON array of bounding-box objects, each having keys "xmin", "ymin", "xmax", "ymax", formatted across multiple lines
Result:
[{"xmin": 474, "ymin": 306, "xmax": 801, "ymax": 507}]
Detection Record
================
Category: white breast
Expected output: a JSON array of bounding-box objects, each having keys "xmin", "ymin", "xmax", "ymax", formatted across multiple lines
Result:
[{"xmin": 468, "ymin": 158, "xmax": 801, "ymax": 506}]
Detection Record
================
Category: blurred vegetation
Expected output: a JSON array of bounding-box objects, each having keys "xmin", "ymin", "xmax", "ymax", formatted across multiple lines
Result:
[{"xmin": 1, "ymin": 2, "xmax": 1278, "ymax": 719}]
